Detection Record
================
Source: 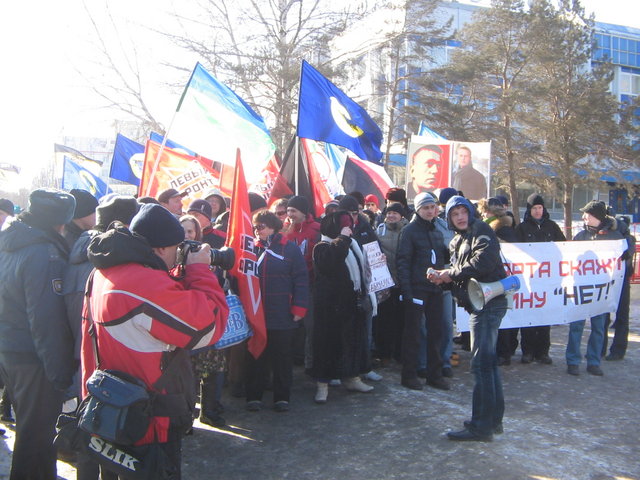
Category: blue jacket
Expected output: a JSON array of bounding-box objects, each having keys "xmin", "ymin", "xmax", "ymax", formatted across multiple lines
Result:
[
  {"xmin": 256, "ymin": 233, "xmax": 309, "ymax": 330},
  {"xmin": 0, "ymin": 216, "xmax": 75, "ymax": 391}
]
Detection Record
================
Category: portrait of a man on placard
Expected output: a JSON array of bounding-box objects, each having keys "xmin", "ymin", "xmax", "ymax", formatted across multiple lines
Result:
[
  {"xmin": 450, "ymin": 143, "xmax": 490, "ymax": 200},
  {"xmin": 405, "ymin": 143, "xmax": 450, "ymax": 200}
]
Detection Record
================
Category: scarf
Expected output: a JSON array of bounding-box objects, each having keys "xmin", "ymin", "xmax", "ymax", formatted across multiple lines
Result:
[{"xmin": 321, "ymin": 234, "xmax": 367, "ymax": 293}]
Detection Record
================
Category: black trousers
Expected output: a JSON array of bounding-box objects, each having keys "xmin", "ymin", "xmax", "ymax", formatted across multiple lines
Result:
[
  {"xmin": 77, "ymin": 427, "xmax": 183, "ymax": 480},
  {"xmin": 496, "ymin": 328, "xmax": 519, "ymax": 358},
  {"xmin": 402, "ymin": 291, "xmax": 444, "ymax": 382},
  {"xmin": 0, "ymin": 354, "xmax": 65, "ymax": 480},
  {"xmin": 245, "ymin": 328, "xmax": 295, "ymax": 403},
  {"xmin": 603, "ymin": 274, "xmax": 631, "ymax": 357},
  {"xmin": 373, "ymin": 288, "xmax": 404, "ymax": 361},
  {"xmin": 520, "ymin": 326, "xmax": 551, "ymax": 357}
]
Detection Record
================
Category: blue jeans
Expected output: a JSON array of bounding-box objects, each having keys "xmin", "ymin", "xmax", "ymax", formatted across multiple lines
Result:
[
  {"xmin": 468, "ymin": 296, "xmax": 508, "ymax": 436},
  {"xmin": 565, "ymin": 314, "xmax": 606, "ymax": 367}
]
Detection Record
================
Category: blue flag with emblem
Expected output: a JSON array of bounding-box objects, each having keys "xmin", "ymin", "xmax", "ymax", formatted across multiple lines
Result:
[
  {"xmin": 297, "ymin": 60, "xmax": 383, "ymax": 164},
  {"xmin": 109, "ymin": 134, "xmax": 145, "ymax": 185},
  {"xmin": 63, "ymin": 157, "xmax": 111, "ymax": 199}
]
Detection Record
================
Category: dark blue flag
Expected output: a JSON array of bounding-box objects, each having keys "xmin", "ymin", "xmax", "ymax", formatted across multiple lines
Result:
[
  {"xmin": 110, "ymin": 134, "xmax": 145, "ymax": 185},
  {"xmin": 297, "ymin": 60, "xmax": 383, "ymax": 164},
  {"xmin": 63, "ymin": 157, "xmax": 111, "ymax": 199}
]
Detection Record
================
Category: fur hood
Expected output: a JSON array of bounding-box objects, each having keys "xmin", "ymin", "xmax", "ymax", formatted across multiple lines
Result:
[{"xmin": 486, "ymin": 214, "xmax": 514, "ymax": 232}]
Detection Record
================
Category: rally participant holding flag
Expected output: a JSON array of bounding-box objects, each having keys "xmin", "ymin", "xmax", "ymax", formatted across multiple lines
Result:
[
  {"xmin": 224, "ymin": 152, "xmax": 268, "ymax": 399},
  {"xmin": 244, "ymin": 210, "xmax": 308, "ymax": 413}
]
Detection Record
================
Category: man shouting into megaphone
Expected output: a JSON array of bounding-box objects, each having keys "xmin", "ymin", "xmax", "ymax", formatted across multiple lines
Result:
[{"xmin": 428, "ymin": 195, "xmax": 507, "ymax": 442}]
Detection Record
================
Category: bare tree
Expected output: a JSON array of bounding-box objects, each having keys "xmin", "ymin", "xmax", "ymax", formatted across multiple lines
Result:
[
  {"xmin": 78, "ymin": 1, "xmax": 166, "ymax": 137},
  {"xmin": 161, "ymin": 0, "xmax": 367, "ymax": 154}
]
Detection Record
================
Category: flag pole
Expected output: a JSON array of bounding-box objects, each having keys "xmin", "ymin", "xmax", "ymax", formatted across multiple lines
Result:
[
  {"xmin": 294, "ymin": 60, "xmax": 308, "ymax": 197},
  {"xmin": 294, "ymin": 136, "xmax": 299, "ymax": 196},
  {"xmin": 144, "ymin": 114, "xmax": 177, "ymax": 196},
  {"xmin": 144, "ymin": 64, "xmax": 198, "ymax": 197}
]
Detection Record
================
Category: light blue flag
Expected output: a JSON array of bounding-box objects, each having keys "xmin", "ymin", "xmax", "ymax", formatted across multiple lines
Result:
[
  {"xmin": 63, "ymin": 157, "xmax": 111, "ymax": 199},
  {"xmin": 417, "ymin": 121, "xmax": 447, "ymax": 140},
  {"xmin": 169, "ymin": 63, "xmax": 276, "ymax": 183},
  {"xmin": 110, "ymin": 134, "xmax": 144, "ymax": 185},
  {"xmin": 297, "ymin": 60, "xmax": 383, "ymax": 164}
]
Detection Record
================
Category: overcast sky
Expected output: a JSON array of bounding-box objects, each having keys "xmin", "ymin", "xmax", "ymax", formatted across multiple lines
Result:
[{"xmin": 1, "ymin": 0, "xmax": 638, "ymax": 190}]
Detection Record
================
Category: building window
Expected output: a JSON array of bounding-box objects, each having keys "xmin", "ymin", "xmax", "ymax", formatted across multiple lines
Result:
[{"xmin": 620, "ymin": 71, "xmax": 640, "ymax": 96}]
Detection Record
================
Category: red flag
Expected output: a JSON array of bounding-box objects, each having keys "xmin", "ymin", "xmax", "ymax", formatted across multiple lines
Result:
[
  {"xmin": 225, "ymin": 150, "xmax": 267, "ymax": 358},
  {"xmin": 301, "ymin": 139, "xmax": 336, "ymax": 218},
  {"xmin": 139, "ymin": 140, "xmax": 223, "ymax": 201},
  {"xmin": 248, "ymin": 155, "xmax": 285, "ymax": 206}
]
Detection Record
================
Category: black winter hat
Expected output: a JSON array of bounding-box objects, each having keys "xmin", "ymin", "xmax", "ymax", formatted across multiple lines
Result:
[
  {"xmin": 320, "ymin": 211, "xmax": 352, "ymax": 239},
  {"xmin": 137, "ymin": 196, "xmax": 160, "ymax": 205},
  {"xmin": 187, "ymin": 199, "xmax": 212, "ymax": 220},
  {"xmin": 96, "ymin": 195, "xmax": 139, "ymax": 230},
  {"xmin": 287, "ymin": 195, "xmax": 310, "ymax": 216},
  {"xmin": 0, "ymin": 198, "xmax": 14, "ymax": 216},
  {"xmin": 385, "ymin": 202, "xmax": 405, "ymax": 216},
  {"xmin": 248, "ymin": 192, "xmax": 267, "ymax": 213},
  {"xmin": 487, "ymin": 197, "xmax": 503, "ymax": 208},
  {"xmin": 386, "ymin": 188, "xmax": 407, "ymax": 207},
  {"xmin": 338, "ymin": 195, "xmax": 360, "ymax": 213},
  {"xmin": 438, "ymin": 187, "xmax": 458, "ymax": 206},
  {"xmin": 526, "ymin": 193, "xmax": 544, "ymax": 208},
  {"xmin": 496, "ymin": 195, "xmax": 509, "ymax": 207},
  {"xmin": 580, "ymin": 200, "xmax": 607, "ymax": 222},
  {"xmin": 130, "ymin": 203, "xmax": 185, "ymax": 248},
  {"xmin": 28, "ymin": 188, "xmax": 76, "ymax": 227},
  {"xmin": 70, "ymin": 189, "xmax": 99, "ymax": 219}
]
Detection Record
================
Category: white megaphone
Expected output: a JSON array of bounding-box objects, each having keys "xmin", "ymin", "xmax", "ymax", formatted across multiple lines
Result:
[{"xmin": 467, "ymin": 276, "xmax": 520, "ymax": 312}]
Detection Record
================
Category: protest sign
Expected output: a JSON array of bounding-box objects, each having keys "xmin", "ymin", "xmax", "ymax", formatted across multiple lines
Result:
[
  {"xmin": 362, "ymin": 242, "xmax": 395, "ymax": 293},
  {"xmin": 456, "ymin": 240, "xmax": 626, "ymax": 331}
]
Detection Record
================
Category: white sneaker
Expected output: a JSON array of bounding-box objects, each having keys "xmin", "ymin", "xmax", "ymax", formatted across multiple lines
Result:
[
  {"xmin": 364, "ymin": 370, "xmax": 383, "ymax": 382},
  {"xmin": 343, "ymin": 377, "xmax": 374, "ymax": 393},
  {"xmin": 329, "ymin": 379, "xmax": 341, "ymax": 386},
  {"xmin": 315, "ymin": 382, "xmax": 328, "ymax": 404}
]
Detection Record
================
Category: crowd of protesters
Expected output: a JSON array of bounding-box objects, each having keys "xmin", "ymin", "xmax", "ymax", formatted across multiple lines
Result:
[{"xmin": 0, "ymin": 181, "xmax": 635, "ymax": 478}]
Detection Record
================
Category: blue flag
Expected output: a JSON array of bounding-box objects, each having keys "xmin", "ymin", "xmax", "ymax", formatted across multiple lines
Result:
[
  {"xmin": 417, "ymin": 121, "xmax": 446, "ymax": 140},
  {"xmin": 110, "ymin": 134, "xmax": 145, "ymax": 185},
  {"xmin": 297, "ymin": 60, "xmax": 383, "ymax": 164},
  {"xmin": 63, "ymin": 157, "xmax": 111, "ymax": 199},
  {"xmin": 149, "ymin": 132, "xmax": 197, "ymax": 156}
]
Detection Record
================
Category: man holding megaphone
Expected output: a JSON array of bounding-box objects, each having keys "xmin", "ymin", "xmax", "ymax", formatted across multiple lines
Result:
[{"xmin": 428, "ymin": 195, "xmax": 508, "ymax": 442}]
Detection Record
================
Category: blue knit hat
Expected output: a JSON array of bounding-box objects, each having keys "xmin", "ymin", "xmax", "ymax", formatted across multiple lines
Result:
[
  {"xmin": 130, "ymin": 204, "xmax": 185, "ymax": 248},
  {"xmin": 28, "ymin": 188, "xmax": 76, "ymax": 227}
]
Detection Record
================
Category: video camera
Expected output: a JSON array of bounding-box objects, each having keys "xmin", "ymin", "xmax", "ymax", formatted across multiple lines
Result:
[{"xmin": 176, "ymin": 240, "xmax": 235, "ymax": 271}]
